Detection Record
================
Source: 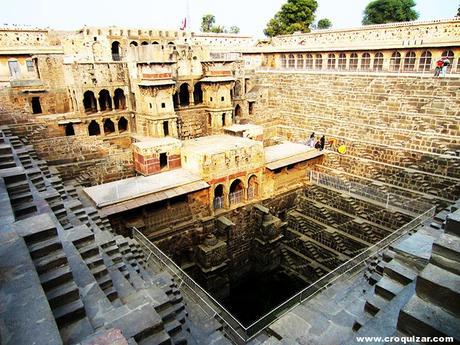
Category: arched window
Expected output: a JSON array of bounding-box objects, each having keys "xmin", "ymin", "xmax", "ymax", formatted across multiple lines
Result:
[
  {"xmin": 229, "ymin": 179, "xmax": 244, "ymax": 205},
  {"xmin": 374, "ymin": 52, "xmax": 384, "ymax": 71},
  {"xmin": 327, "ymin": 53, "xmax": 336, "ymax": 70},
  {"xmin": 361, "ymin": 53, "xmax": 371, "ymax": 70},
  {"xmin": 457, "ymin": 57, "xmax": 460, "ymax": 73},
  {"xmin": 213, "ymin": 184, "xmax": 225, "ymax": 210},
  {"xmin": 234, "ymin": 104, "xmax": 242, "ymax": 118},
  {"xmin": 193, "ymin": 82, "xmax": 203, "ymax": 104},
  {"xmin": 338, "ymin": 53, "xmax": 347, "ymax": 70},
  {"xmin": 141, "ymin": 41, "xmax": 149, "ymax": 46},
  {"xmin": 280, "ymin": 54, "xmax": 287, "ymax": 68},
  {"xmin": 129, "ymin": 41, "xmax": 138, "ymax": 47},
  {"xmin": 111, "ymin": 41, "xmax": 121, "ymax": 61},
  {"xmin": 98, "ymin": 89, "xmax": 112, "ymax": 111},
  {"xmin": 103, "ymin": 119, "xmax": 115, "ymax": 135},
  {"xmin": 83, "ymin": 90, "xmax": 97, "ymax": 113},
  {"xmin": 403, "ymin": 51, "xmax": 416, "ymax": 71},
  {"xmin": 349, "ymin": 53, "xmax": 358, "ymax": 70},
  {"xmin": 288, "ymin": 54, "xmax": 295, "ymax": 68},
  {"xmin": 390, "ymin": 52, "xmax": 401, "ymax": 71},
  {"xmin": 179, "ymin": 83, "xmax": 190, "ymax": 106},
  {"xmin": 113, "ymin": 88, "xmax": 126, "ymax": 110},
  {"xmin": 419, "ymin": 51, "xmax": 432, "ymax": 71},
  {"xmin": 152, "ymin": 41, "xmax": 159, "ymax": 45},
  {"xmin": 315, "ymin": 54, "xmax": 323, "ymax": 69},
  {"xmin": 118, "ymin": 117, "xmax": 128, "ymax": 132},
  {"xmin": 441, "ymin": 50, "xmax": 455, "ymax": 72},
  {"xmin": 247, "ymin": 175, "xmax": 258, "ymax": 200},
  {"xmin": 296, "ymin": 54, "xmax": 304, "ymax": 69},
  {"xmin": 305, "ymin": 54, "xmax": 313, "ymax": 69},
  {"xmin": 88, "ymin": 120, "xmax": 100, "ymax": 136}
]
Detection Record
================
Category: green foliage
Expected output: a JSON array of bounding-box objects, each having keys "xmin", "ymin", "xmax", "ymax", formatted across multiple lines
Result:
[
  {"xmin": 317, "ymin": 18, "xmax": 332, "ymax": 29},
  {"xmin": 229, "ymin": 26, "xmax": 240, "ymax": 34},
  {"xmin": 211, "ymin": 25, "xmax": 225, "ymax": 33},
  {"xmin": 264, "ymin": 0, "xmax": 318, "ymax": 37},
  {"xmin": 200, "ymin": 14, "xmax": 240, "ymax": 34},
  {"xmin": 362, "ymin": 0, "xmax": 419, "ymax": 25},
  {"xmin": 201, "ymin": 14, "xmax": 216, "ymax": 32}
]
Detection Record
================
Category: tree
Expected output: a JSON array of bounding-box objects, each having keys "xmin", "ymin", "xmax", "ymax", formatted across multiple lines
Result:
[
  {"xmin": 362, "ymin": 0, "xmax": 419, "ymax": 25},
  {"xmin": 317, "ymin": 18, "xmax": 332, "ymax": 29},
  {"xmin": 200, "ymin": 14, "xmax": 239, "ymax": 34},
  {"xmin": 264, "ymin": 0, "xmax": 318, "ymax": 37},
  {"xmin": 201, "ymin": 14, "xmax": 216, "ymax": 32},
  {"xmin": 229, "ymin": 26, "xmax": 240, "ymax": 34}
]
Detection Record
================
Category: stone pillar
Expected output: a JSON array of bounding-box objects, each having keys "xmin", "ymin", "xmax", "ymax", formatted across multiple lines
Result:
[
  {"xmin": 251, "ymin": 204, "xmax": 285, "ymax": 273},
  {"xmin": 189, "ymin": 88, "xmax": 195, "ymax": 106},
  {"xmin": 98, "ymin": 120, "xmax": 105, "ymax": 136},
  {"xmin": 195, "ymin": 233, "xmax": 229, "ymax": 300}
]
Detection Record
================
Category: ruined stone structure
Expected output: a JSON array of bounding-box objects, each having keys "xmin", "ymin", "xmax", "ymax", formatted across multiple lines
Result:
[{"xmin": 0, "ymin": 17, "xmax": 459, "ymax": 345}]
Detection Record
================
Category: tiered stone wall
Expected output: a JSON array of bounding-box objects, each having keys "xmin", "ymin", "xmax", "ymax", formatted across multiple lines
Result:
[
  {"xmin": 30, "ymin": 135, "xmax": 134, "ymax": 183},
  {"xmin": 252, "ymin": 71, "xmax": 460, "ymax": 204}
]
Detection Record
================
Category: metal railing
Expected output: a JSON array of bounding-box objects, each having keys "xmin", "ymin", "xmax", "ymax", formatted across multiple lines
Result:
[
  {"xmin": 133, "ymin": 192, "xmax": 434, "ymax": 343},
  {"xmin": 247, "ymin": 186, "xmax": 256, "ymax": 200},
  {"xmin": 308, "ymin": 170, "xmax": 433, "ymax": 215},
  {"xmin": 213, "ymin": 196, "xmax": 224, "ymax": 210},
  {"xmin": 229, "ymin": 190, "xmax": 244, "ymax": 206}
]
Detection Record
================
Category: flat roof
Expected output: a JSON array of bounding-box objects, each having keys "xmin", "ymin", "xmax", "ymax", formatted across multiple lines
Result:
[
  {"xmin": 138, "ymin": 79, "xmax": 175, "ymax": 87},
  {"xmin": 224, "ymin": 124, "xmax": 263, "ymax": 133},
  {"xmin": 133, "ymin": 137, "xmax": 181, "ymax": 149},
  {"xmin": 264, "ymin": 143, "xmax": 323, "ymax": 170},
  {"xmin": 84, "ymin": 168, "xmax": 208, "ymax": 208},
  {"xmin": 182, "ymin": 135, "xmax": 261, "ymax": 155},
  {"xmin": 200, "ymin": 76, "xmax": 235, "ymax": 83}
]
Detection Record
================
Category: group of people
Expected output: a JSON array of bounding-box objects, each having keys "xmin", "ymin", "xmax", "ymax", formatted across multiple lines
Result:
[
  {"xmin": 305, "ymin": 132, "xmax": 325, "ymax": 150},
  {"xmin": 434, "ymin": 57, "xmax": 451, "ymax": 77}
]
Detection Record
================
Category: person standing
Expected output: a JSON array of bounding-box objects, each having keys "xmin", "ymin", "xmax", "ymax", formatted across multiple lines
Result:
[
  {"xmin": 320, "ymin": 135, "xmax": 325, "ymax": 151},
  {"xmin": 306, "ymin": 132, "xmax": 316, "ymax": 147},
  {"xmin": 441, "ymin": 57, "xmax": 451, "ymax": 78},
  {"xmin": 434, "ymin": 58, "xmax": 444, "ymax": 77}
]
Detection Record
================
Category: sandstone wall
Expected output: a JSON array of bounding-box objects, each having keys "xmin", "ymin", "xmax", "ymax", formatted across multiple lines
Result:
[{"xmin": 252, "ymin": 71, "xmax": 460, "ymax": 204}]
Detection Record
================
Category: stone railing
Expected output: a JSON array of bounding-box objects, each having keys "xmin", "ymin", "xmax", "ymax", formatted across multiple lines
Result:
[{"xmin": 258, "ymin": 56, "xmax": 460, "ymax": 76}]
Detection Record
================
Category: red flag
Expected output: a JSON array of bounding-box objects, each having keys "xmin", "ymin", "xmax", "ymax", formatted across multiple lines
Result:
[{"xmin": 180, "ymin": 17, "xmax": 187, "ymax": 30}]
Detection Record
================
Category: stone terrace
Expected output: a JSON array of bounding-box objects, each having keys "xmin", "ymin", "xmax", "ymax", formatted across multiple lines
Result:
[{"xmin": 0, "ymin": 126, "xmax": 230, "ymax": 345}]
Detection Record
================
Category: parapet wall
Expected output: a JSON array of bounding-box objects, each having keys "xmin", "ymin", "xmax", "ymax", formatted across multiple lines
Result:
[{"xmin": 271, "ymin": 18, "xmax": 460, "ymax": 49}]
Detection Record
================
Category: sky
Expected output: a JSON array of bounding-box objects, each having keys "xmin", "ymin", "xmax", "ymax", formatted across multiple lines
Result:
[{"xmin": 1, "ymin": 0, "xmax": 458, "ymax": 37}]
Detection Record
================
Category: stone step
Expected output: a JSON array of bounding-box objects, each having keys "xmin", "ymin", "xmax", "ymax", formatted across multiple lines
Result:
[
  {"xmin": 85, "ymin": 255, "xmax": 104, "ymax": 269},
  {"xmin": 137, "ymin": 330, "xmax": 171, "ymax": 345},
  {"xmin": 91, "ymin": 264, "xmax": 109, "ymax": 279},
  {"xmin": 416, "ymin": 263, "xmax": 460, "ymax": 316},
  {"xmin": 375, "ymin": 276, "xmax": 405, "ymax": 300},
  {"xmin": 46, "ymin": 280, "xmax": 80, "ymax": 309},
  {"xmin": 103, "ymin": 286, "xmax": 119, "ymax": 302},
  {"xmin": 398, "ymin": 295, "xmax": 460, "ymax": 342},
  {"xmin": 79, "ymin": 243, "xmax": 100, "ymax": 259},
  {"xmin": 171, "ymin": 330, "xmax": 187, "ymax": 345},
  {"xmin": 40, "ymin": 265, "xmax": 73, "ymax": 292},
  {"xmin": 431, "ymin": 233, "xmax": 460, "ymax": 275},
  {"xmin": 53, "ymin": 299, "xmax": 86, "ymax": 328},
  {"xmin": 97, "ymin": 275, "xmax": 114, "ymax": 291},
  {"xmin": 383, "ymin": 260, "xmax": 417, "ymax": 286},
  {"xmin": 364, "ymin": 294, "xmax": 388, "ymax": 316},
  {"xmin": 9, "ymin": 191, "xmax": 33, "ymax": 205},
  {"xmin": 445, "ymin": 210, "xmax": 460, "ymax": 237},
  {"xmin": 34, "ymin": 251, "xmax": 68, "ymax": 274},
  {"xmin": 28, "ymin": 236, "xmax": 63, "ymax": 259},
  {"xmin": 13, "ymin": 202, "xmax": 37, "ymax": 218}
]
